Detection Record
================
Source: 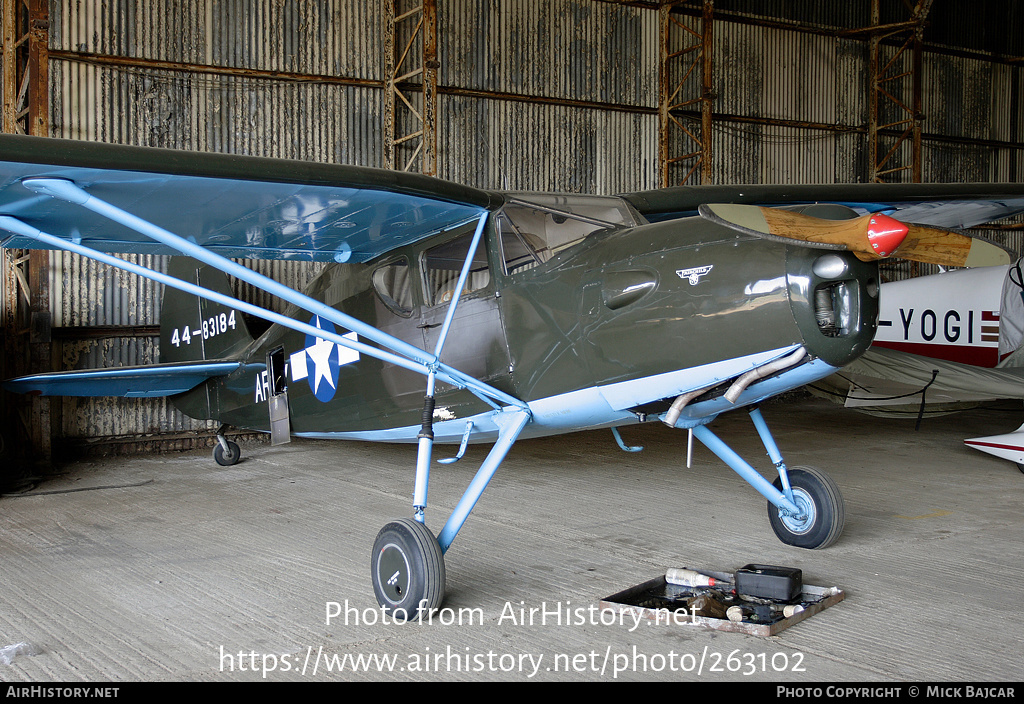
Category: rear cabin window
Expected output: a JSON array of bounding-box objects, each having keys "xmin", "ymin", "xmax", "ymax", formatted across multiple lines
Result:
[
  {"xmin": 372, "ymin": 259, "xmax": 414, "ymax": 317},
  {"xmin": 423, "ymin": 232, "xmax": 491, "ymax": 306}
]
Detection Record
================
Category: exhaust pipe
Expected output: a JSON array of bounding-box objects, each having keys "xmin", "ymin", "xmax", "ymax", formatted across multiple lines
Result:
[
  {"xmin": 662, "ymin": 347, "xmax": 807, "ymax": 428},
  {"xmin": 663, "ymin": 382, "xmax": 718, "ymax": 427},
  {"xmin": 724, "ymin": 347, "xmax": 806, "ymax": 404}
]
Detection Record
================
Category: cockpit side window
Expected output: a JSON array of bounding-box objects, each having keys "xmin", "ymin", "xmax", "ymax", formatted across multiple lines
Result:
[
  {"xmin": 497, "ymin": 195, "xmax": 639, "ymax": 276},
  {"xmin": 498, "ymin": 214, "xmax": 548, "ymax": 275},
  {"xmin": 372, "ymin": 258, "xmax": 414, "ymax": 317},
  {"xmin": 423, "ymin": 232, "xmax": 491, "ymax": 306}
]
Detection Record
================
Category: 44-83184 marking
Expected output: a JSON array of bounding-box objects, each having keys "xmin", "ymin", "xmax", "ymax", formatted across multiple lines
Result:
[{"xmin": 170, "ymin": 310, "xmax": 237, "ymax": 347}]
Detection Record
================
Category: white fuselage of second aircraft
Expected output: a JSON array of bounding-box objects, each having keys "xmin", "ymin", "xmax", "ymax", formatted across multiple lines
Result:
[{"xmin": 873, "ymin": 265, "xmax": 1008, "ymax": 368}]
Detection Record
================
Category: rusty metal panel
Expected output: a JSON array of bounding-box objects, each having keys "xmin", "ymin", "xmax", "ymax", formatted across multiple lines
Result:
[
  {"xmin": 50, "ymin": 252, "xmax": 164, "ymax": 327},
  {"xmin": 440, "ymin": 0, "xmax": 657, "ymax": 108},
  {"xmin": 712, "ymin": 124, "xmax": 861, "ymax": 185},
  {"xmin": 51, "ymin": 59, "xmax": 385, "ymax": 164},
  {"xmin": 758, "ymin": 125, "xmax": 838, "ymax": 184},
  {"xmin": 715, "ymin": 22, "xmax": 867, "ymax": 131},
  {"xmin": 438, "ymin": 93, "xmax": 656, "ymax": 194},
  {"xmin": 752, "ymin": 28, "xmax": 840, "ymax": 126},
  {"xmin": 711, "ymin": 20, "xmax": 869, "ymax": 184},
  {"xmin": 918, "ymin": 54, "xmax": 1019, "ymax": 183},
  {"xmin": 922, "ymin": 54, "xmax": 999, "ymax": 142},
  {"xmin": 52, "ymin": 0, "xmax": 384, "ymax": 80},
  {"xmin": 711, "ymin": 0, "xmax": 869, "ymax": 30}
]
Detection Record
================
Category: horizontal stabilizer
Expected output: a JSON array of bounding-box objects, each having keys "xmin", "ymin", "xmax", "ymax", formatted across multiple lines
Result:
[{"xmin": 3, "ymin": 360, "xmax": 241, "ymax": 398}]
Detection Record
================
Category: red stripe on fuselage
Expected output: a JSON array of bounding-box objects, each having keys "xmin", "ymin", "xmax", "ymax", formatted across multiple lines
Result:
[
  {"xmin": 871, "ymin": 340, "xmax": 999, "ymax": 367},
  {"xmin": 964, "ymin": 439, "xmax": 1024, "ymax": 452}
]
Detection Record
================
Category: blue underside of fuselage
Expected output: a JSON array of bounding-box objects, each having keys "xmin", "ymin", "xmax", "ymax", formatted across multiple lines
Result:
[{"xmin": 293, "ymin": 345, "xmax": 839, "ymax": 444}]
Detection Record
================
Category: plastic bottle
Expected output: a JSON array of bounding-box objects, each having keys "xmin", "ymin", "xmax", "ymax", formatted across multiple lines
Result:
[{"xmin": 665, "ymin": 568, "xmax": 720, "ymax": 587}]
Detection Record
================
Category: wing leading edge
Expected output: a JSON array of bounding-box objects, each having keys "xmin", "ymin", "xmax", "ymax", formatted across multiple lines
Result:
[{"xmin": 622, "ymin": 182, "xmax": 1024, "ymax": 230}]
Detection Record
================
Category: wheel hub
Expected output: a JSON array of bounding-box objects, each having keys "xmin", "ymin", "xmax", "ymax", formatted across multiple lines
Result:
[
  {"xmin": 778, "ymin": 488, "xmax": 816, "ymax": 534},
  {"xmin": 376, "ymin": 543, "xmax": 411, "ymax": 604}
]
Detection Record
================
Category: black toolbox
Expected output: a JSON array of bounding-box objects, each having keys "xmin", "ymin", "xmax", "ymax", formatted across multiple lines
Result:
[{"xmin": 735, "ymin": 564, "xmax": 803, "ymax": 602}]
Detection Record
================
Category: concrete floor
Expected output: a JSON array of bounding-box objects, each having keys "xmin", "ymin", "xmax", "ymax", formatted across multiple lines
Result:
[{"xmin": 1, "ymin": 395, "xmax": 1022, "ymax": 682}]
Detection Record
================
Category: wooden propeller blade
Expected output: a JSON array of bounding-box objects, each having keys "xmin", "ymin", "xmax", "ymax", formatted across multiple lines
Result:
[
  {"xmin": 699, "ymin": 203, "xmax": 1009, "ymax": 268},
  {"xmin": 897, "ymin": 222, "xmax": 1010, "ymax": 268}
]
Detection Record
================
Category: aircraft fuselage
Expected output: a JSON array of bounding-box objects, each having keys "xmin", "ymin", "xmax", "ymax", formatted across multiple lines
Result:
[{"xmin": 169, "ymin": 196, "xmax": 880, "ymax": 442}]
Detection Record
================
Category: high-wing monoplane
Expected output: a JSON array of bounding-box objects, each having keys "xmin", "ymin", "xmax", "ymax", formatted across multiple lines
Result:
[{"xmin": 2, "ymin": 134, "xmax": 1022, "ymax": 619}]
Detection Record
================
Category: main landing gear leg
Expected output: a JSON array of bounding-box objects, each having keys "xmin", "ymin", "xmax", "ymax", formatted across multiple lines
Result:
[
  {"xmin": 369, "ymin": 409, "xmax": 531, "ymax": 621},
  {"xmin": 690, "ymin": 407, "xmax": 844, "ymax": 549},
  {"xmin": 370, "ymin": 392, "xmax": 447, "ymax": 621}
]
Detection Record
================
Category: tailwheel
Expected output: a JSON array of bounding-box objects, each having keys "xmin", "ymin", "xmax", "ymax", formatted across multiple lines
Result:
[
  {"xmin": 371, "ymin": 518, "xmax": 446, "ymax": 621},
  {"xmin": 213, "ymin": 440, "xmax": 240, "ymax": 466},
  {"xmin": 767, "ymin": 465, "xmax": 844, "ymax": 549}
]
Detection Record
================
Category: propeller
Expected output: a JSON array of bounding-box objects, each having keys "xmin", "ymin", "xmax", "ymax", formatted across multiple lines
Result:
[{"xmin": 698, "ymin": 203, "xmax": 1010, "ymax": 268}]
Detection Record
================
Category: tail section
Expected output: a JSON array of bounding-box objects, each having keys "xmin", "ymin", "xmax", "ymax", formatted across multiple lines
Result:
[
  {"xmin": 160, "ymin": 257, "xmax": 254, "ymax": 364},
  {"xmin": 160, "ymin": 257, "xmax": 254, "ymax": 421},
  {"xmin": 4, "ymin": 259, "xmax": 251, "ymax": 402}
]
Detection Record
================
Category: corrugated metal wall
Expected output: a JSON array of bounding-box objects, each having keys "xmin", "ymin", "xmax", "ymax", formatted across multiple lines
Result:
[
  {"xmin": 26, "ymin": 0, "xmax": 1024, "ymax": 451},
  {"xmin": 712, "ymin": 23, "xmax": 870, "ymax": 184}
]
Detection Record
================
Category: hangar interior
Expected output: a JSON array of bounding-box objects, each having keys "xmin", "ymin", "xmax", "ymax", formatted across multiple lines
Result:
[{"xmin": 0, "ymin": 0, "xmax": 1022, "ymax": 467}]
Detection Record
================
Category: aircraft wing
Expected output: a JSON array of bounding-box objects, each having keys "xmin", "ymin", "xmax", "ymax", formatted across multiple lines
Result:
[
  {"xmin": 0, "ymin": 135, "xmax": 527, "ymax": 415},
  {"xmin": 622, "ymin": 183, "xmax": 1024, "ymax": 229},
  {"xmin": 0, "ymin": 134, "xmax": 501, "ymax": 262},
  {"xmin": 2, "ymin": 360, "xmax": 243, "ymax": 398}
]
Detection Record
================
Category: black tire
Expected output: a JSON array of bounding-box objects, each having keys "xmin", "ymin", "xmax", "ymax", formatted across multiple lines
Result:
[
  {"xmin": 213, "ymin": 440, "xmax": 240, "ymax": 466},
  {"xmin": 1016, "ymin": 462, "xmax": 1024, "ymax": 475},
  {"xmin": 767, "ymin": 465, "xmax": 844, "ymax": 549},
  {"xmin": 371, "ymin": 518, "xmax": 446, "ymax": 621}
]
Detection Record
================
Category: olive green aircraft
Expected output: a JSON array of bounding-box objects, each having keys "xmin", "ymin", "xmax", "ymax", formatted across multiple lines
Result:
[{"xmin": 1, "ymin": 134, "xmax": 1022, "ymax": 619}]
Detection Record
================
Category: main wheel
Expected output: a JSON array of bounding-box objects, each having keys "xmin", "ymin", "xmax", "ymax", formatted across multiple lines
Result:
[
  {"xmin": 213, "ymin": 440, "xmax": 240, "ymax": 466},
  {"xmin": 371, "ymin": 518, "xmax": 446, "ymax": 621},
  {"xmin": 767, "ymin": 465, "xmax": 844, "ymax": 549}
]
